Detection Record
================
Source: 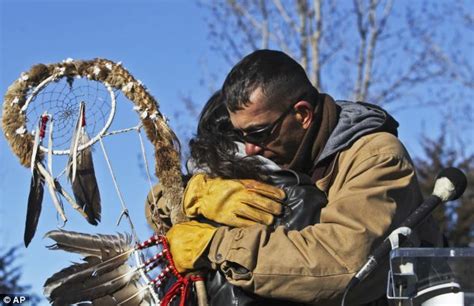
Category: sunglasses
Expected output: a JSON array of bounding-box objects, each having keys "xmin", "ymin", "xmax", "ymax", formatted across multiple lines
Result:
[{"xmin": 235, "ymin": 102, "xmax": 296, "ymax": 146}]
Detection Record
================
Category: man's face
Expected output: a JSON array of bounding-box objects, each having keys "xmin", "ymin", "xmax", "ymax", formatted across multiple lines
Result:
[{"xmin": 229, "ymin": 88, "xmax": 309, "ymax": 167}]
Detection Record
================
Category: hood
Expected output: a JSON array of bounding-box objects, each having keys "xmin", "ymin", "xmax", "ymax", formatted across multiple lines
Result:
[{"xmin": 317, "ymin": 101, "xmax": 399, "ymax": 162}]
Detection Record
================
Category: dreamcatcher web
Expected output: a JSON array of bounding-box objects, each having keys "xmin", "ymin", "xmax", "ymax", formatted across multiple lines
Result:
[
  {"xmin": 25, "ymin": 78, "xmax": 113, "ymax": 150},
  {"xmin": 25, "ymin": 77, "xmax": 117, "ymax": 154}
]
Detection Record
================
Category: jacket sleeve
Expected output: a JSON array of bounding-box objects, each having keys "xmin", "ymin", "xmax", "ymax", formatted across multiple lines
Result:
[{"xmin": 206, "ymin": 135, "xmax": 430, "ymax": 304}]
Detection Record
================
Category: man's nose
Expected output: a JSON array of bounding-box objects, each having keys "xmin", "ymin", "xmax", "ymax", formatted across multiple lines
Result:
[{"xmin": 245, "ymin": 142, "xmax": 264, "ymax": 155}]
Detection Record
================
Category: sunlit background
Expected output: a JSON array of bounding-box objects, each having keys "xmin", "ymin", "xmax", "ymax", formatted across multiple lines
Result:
[{"xmin": 1, "ymin": 0, "xmax": 472, "ymax": 304}]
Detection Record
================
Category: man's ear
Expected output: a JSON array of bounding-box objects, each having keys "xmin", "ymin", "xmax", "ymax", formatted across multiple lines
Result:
[{"xmin": 294, "ymin": 101, "xmax": 314, "ymax": 129}]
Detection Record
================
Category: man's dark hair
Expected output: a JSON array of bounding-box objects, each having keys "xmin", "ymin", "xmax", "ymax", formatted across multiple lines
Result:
[
  {"xmin": 188, "ymin": 90, "xmax": 268, "ymax": 180},
  {"xmin": 222, "ymin": 49, "xmax": 319, "ymax": 112}
]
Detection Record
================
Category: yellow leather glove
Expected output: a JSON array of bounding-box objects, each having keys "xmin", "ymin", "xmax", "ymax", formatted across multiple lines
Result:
[
  {"xmin": 166, "ymin": 220, "xmax": 217, "ymax": 273},
  {"xmin": 183, "ymin": 174, "xmax": 285, "ymax": 227}
]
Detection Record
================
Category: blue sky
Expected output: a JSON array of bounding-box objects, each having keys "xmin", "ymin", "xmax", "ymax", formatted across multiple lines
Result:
[
  {"xmin": 0, "ymin": 0, "xmax": 221, "ymax": 302},
  {"xmin": 0, "ymin": 0, "xmax": 472, "ymax": 304}
]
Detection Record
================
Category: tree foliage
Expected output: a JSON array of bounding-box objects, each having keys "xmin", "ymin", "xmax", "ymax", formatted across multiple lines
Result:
[
  {"xmin": 0, "ymin": 246, "xmax": 40, "ymax": 304},
  {"xmin": 0, "ymin": 246, "xmax": 25, "ymax": 294},
  {"xmin": 415, "ymin": 130, "xmax": 474, "ymax": 246}
]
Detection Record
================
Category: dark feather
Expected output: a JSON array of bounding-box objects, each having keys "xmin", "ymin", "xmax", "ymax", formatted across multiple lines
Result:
[
  {"xmin": 44, "ymin": 256, "xmax": 102, "ymax": 298},
  {"xmin": 44, "ymin": 230, "xmax": 155, "ymax": 305},
  {"xmin": 45, "ymin": 254, "xmax": 126, "ymax": 292},
  {"xmin": 24, "ymin": 166, "xmax": 44, "ymax": 247},
  {"xmin": 91, "ymin": 295, "xmax": 116, "ymax": 306},
  {"xmin": 48, "ymin": 263, "xmax": 136, "ymax": 305},
  {"xmin": 67, "ymin": 102, "xmax": 101, "ymax": 225},
  {"xmin": 70, "ymin": 132, "xmax": 101, "ymax": 225},
  {"xmin": 91, "ymin": 279, "xmax": 152, "ymax": 306},
  {"xmin": 45, "ymin": 230, "xmax": 132, "ymax": 259},
  {"xmin": 112, "ymin": 278, "xmax": 152, "ymax": 305}
]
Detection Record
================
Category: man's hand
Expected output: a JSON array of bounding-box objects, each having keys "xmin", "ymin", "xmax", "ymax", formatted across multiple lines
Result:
[
  {"xmin": 183, "ymin": 174, "xmax": 285, "ymax": 227},
  {"xmin": 166, "ymin": 220, "xmax": 217, "ymax": 273}
]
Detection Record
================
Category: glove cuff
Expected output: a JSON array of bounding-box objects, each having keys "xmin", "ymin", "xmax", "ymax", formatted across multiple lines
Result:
[
  {"xmin": 182, "ymin": 174, "xmax": 208, "ymax": 217},
  {"xmin": 166, "ymin": 220, "xmax": 217, "ymax": 272}
]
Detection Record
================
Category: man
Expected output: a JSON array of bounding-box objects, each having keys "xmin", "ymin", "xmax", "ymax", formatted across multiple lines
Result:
[{"xmin": 165, "ymin": 50, "xmax": 442, "ymax": 305}]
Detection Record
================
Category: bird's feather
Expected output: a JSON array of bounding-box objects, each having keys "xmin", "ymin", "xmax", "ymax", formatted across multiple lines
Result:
[
  {"xmin": 25, "ymin": 115, "xmax": 67, "ymax": 247},
  {"xmin": 35, "ymin": 163, "xmax": 67, "ymax": 223},
  {"xmin": 43, "ymin": 230, "xmax": 154, "ymax": 305},
  {"xmin": 24, "ymin": 166, "xmax": 44, "ymax": 247},
  {"xmin": 68, "ymin": 104, "xmax": 82, "ymax": 183},
  {"xmin": 113, "ymin": 279, "xmax": 152, "ymax": 306},
  {"xmin": 70, "ymin": 131, "xmax": 101, "ymax": 224},
  {"xmin": 30, "ymin": 125, "xmax": 41, "ymax": 173},
  {"xmin": 47, "ymin": 263, "xmax": 135, "ymax": 305},
  {"xmin": 45, "ymin": 230, "xmax": 132, "ymax": 259},
  {"xmin": 67, "ymin": 102, "xmax": 101, "ymax": 225}
]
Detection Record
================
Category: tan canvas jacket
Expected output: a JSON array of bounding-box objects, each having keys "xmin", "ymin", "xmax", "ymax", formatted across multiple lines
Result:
[{"xmin": 206, "ymin": 132, "xmax": 442, "ymax": 305}]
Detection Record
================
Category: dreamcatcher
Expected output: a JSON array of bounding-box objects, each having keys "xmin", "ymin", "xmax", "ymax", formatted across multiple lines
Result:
[{"xmin": 2, "ymin": 59, "xmax": 207, "ymax": 305}]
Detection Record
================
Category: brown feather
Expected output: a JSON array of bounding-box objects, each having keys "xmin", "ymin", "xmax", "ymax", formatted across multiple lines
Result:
[
  {"xmin": 71, "ymin": 131, "xmax": 101, "ymax": 224},
  {"xmin": 44, "ymin": 256, "xmax": 102, "ymax": 298},
  {"xmin": 91, "ymin": 295, "xmax": 117, "ymax": 306},
  {"xmin": 45, "ymin": 230, "xmax": 131, "ymax": 259},
  {"xmin": 112, "ymin": 279, "xmax": 151, "ymax": 306},
  {"xmin": 47, "ymin": 263, "xmax": 136, "ymax": 305},
  {"xmin": 67, "ymin": 103, "xmax": 101, "ymax": 225},
  {"xmin": 43, "ymin": 230, "xmax": 155, "ymax": 305},
  {"xmin": 24, "ymin": 166, "xmax": 44, "ymax": 247}
]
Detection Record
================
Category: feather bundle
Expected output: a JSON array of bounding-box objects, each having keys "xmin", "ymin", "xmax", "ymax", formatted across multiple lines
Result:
[
  {"xmin": 67, "ymin": 102, "xmax": 101, "ymax": 225},
  {"xmin": 25, "ymin": 115, "xmax": 67, "ymax": 247},
  {"xmin": 44, "ymin": 230, "xmax": 155, "ymax": 306}
]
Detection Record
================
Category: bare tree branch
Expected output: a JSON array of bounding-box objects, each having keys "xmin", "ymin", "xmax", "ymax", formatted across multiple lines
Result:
[
  {"xmin": 227, "ymin": 0, "xmax": 264, "ymax": 32},
  {"xmin": 370, "ymin": 49, "xmax": 445, "ymax": 105},
  {"xmin": 297, "ymin": 0, "xmax": 309, "ymax": 72},
  {"xmin": 272, "ymin": 25, "xmax": 292, "ymax": 55},
  {"xmin": 353, "ymin": 0, "xmax": 367, "ymax": 100},
  {"xmin": 423, "ymin": 35, "xmax": 474, "ymax": 89},
  {"xmin": 361, "ymin": 0, "xmax": 385, "ymax": 100},
  {"xmin": 201, "ymin": 0, "xmax": 472, "ymax": 116},
  {"xmin": 259, "ymin": 0, "xmax": 270, "ymax": 49},
  {"xmin": 310, "ymin": 0, "xmax": 322, "ymax": 88},
  {"xmin": 272, "ymin": 0, "xmax": 299, "ymax": 33}
]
